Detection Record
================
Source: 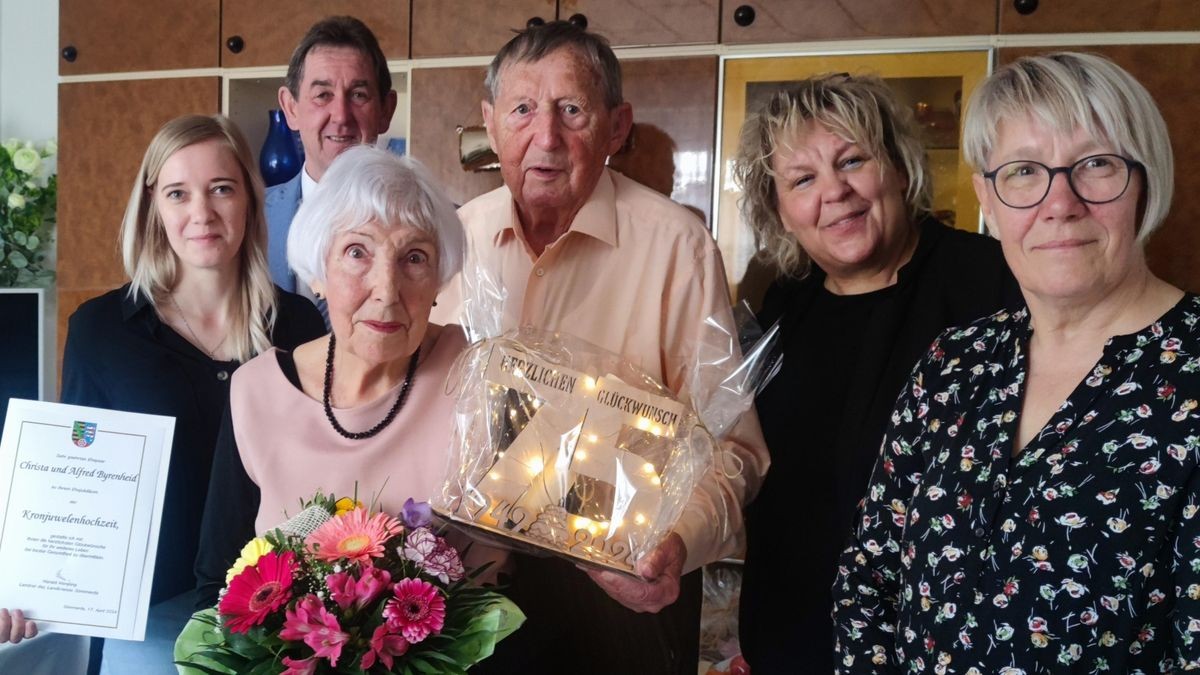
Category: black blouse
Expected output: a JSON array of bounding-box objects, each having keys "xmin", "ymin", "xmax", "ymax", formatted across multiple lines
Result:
[
  {"xmin": 742, "ymin": 218, "xmax": 1020, "ymax": 673},
  {"xmin": 59, "ymin": 284, "xmax": 324, "ymax": 604},
  {"xmin": 834, "ymin": 295, "xmax": 1200, "ymax": 673}
]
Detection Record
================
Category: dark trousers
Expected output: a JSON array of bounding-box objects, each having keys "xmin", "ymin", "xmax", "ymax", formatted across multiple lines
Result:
[{"xmin": 474, "ymin": 553, "xmax": 702, "ymax": 674}]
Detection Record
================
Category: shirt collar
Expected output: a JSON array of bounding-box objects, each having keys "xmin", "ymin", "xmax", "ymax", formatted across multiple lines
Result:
[
  {"xmin": 491, "ymin": 168, "xmax": 618, "ymax": 249},
  {"xmin": 300, "ymin": 163, "xmax": 319, "ymax": 200},
  {"xmin": 119, "ymin": 286, "xmax": 159, "ymax": 323}
]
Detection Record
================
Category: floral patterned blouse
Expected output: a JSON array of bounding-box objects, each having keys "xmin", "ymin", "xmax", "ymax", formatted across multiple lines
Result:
[{"xmin": 833, "ymin": 295, "xmax": 1200, "ymax": 674}]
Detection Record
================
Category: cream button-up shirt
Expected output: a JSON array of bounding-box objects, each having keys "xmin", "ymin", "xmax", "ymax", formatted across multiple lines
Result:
[{"xmin": 441, "ymin": 168, "xmax": 769, "ymax": 572}]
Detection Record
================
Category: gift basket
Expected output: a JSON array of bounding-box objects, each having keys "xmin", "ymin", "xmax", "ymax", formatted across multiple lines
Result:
[{"xmin": 433, "ymin": 264, "xmax": 779, "ymax": 576}]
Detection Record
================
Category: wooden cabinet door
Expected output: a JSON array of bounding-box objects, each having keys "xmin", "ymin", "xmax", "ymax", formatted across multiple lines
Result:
[
  {"xmin": 59, "ymin": 0, "xmax": 219, "ymax": 75},
  {"xmin": 721, "ymin": 0, "xmax": 997, "ymax": 43},
  {"xmin": 221, "ymin": 0, "xmax": 410, "ymax": 67},
  {"xmin": 408, "ymin": 67, "xmax": 505, "ymax": 206},
  {"xmin": 1000, "ymin": 0, "xmax": 1200, "ymax": 33},
  {"xmin": 998, "ymin": 45, "xmax": 1200, "ymax": 293},
  {"xmin": 56, "ymin": 78, "xmax": 220, "ymax": 362},
  {"xmin": 564, "ymin": 0, "xmax": 719, "ymax": 47},
  {"xmin": 411, "ymin": 0, "xmax": 553, "ymax": 58}
]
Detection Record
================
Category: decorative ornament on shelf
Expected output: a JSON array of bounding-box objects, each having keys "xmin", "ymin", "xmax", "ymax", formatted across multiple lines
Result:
[
  {"xmin": 0, "ymin": 138, "xmax": 56, "ymax": 287},
  {"xmin": 259, "ymin": 109, "xmax": 303, "ymax": 188}
]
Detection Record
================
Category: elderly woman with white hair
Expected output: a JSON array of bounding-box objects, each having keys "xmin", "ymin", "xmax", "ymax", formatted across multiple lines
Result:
[
  {"xmin": 194, "ymin": 145, "xmax": 466, "ymax": 607},
  {"xmin": 833, "ymin": 52, "xmax": 1200, "ymax": 673}
]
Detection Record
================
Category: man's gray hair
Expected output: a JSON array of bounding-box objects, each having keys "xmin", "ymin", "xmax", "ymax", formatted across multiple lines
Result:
[
  {"xmin": 484, "ymin": 20, "xmax": 623, "ymax": 109},
  {"xmin": 287, "ymin": 146, "xmax": 465, "ymax": 290}
]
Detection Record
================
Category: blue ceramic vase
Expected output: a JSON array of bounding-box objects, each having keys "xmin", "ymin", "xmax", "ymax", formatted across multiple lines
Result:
[{"xmin": 259, "ymin": 109, "xmax": 302, "ymax": 187}]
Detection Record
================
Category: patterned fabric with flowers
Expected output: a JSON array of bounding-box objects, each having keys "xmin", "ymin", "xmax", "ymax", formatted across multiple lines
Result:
[
  {"xmin": 175, "ymin": 493, "xmax": 523, "ymax": 674},
  {"xmin": 833, "ymin": 295, "xmax": 1200, "ymax": 674}
]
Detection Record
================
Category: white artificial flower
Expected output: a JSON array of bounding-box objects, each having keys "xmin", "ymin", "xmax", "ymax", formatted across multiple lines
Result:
[
  {"xmin": 12, "ymin": 147, "xmax": 41, "ymax": 175},
  {"xmin": 7, "ymin": 192, "xmax": 26, "ymax": 210}
]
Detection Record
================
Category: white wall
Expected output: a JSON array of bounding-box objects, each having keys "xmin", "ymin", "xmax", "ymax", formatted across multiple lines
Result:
[{"xmin": 0, "ymin": 0, "xmax": 59, "ymax": 400}]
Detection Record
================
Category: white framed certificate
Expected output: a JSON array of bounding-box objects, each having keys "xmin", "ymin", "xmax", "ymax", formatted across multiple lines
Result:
[{"xmin": 0, "ymin": 399, "xmax": 174, "ymax": 641}]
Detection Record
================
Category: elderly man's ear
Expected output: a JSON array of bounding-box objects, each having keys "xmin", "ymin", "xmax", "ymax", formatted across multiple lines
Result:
[{"xmin": 606, "ymin": 102, "xmax": 634, "ymax": 156}]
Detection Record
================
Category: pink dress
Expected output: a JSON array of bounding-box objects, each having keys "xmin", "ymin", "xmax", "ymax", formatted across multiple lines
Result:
[{"xmin": 229, "ymin": 326, "xmax": 466, "ymax": 534}]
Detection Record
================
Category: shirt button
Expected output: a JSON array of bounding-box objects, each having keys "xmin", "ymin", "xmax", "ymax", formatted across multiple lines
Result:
[
  {"xmin": 534, "ymin": 268, "xmax": 546, "ymax": 277},
  {"xmin": 216, "ymin": 370, "xmax": 229, "ymax": 381},
  {"xmin": 973, "ymin": 526, "xmax": 987, "ymax": 538}
]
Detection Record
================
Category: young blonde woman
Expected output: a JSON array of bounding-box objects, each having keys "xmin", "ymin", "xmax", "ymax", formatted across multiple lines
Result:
[{"xmin": 0, "ymin": 114, "xmax": 324, "ymax": 673}]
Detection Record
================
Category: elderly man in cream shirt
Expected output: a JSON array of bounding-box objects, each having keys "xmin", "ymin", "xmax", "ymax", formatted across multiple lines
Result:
[{"xmin": 432, "ymin": 20, "xmax": 769, "ymax": 675}]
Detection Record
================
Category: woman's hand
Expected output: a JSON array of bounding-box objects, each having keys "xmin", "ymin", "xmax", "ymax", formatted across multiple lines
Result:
[{"xmin": 0, "ymin": 608, "xmax": 38, "ymax": 644}]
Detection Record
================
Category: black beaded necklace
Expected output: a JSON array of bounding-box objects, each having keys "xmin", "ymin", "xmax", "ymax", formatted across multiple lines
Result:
[{"xmin": 323, "ymin": 333, "xmax": 420, "ymax": 440}]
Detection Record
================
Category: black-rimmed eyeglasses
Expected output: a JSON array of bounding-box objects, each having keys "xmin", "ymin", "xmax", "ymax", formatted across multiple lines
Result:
[{"xmin": 982, "ymin": 154, "xmax": 1143, "ymax": 209}]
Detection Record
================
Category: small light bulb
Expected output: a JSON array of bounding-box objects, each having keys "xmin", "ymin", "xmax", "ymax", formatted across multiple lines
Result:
[{"xmin": 634, "ymin": 513, "xmax": 646, "ymax": 525}]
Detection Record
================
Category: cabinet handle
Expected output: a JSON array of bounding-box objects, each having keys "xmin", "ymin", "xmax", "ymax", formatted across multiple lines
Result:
[
  {"xmin": 1013, "ymin": 0, "xmax": 1039, "ymax": 15},
  {"xmin": 568, "ymin": 13, "xmax": 588, "ymax": 29},
  {"xmin": 226, "ymin": 35, "xmax": 245, "ymax": 54},
  {"xmin": 733, "ymin": 5, "xmax": 756, "ymax": 27},
  {"xmin": 61, "ymin": 45, "xmax": 78, "ymax": 62},
  {"xmin": 526, "ymin": 16, "xmax": 545, "ymax": 28}
]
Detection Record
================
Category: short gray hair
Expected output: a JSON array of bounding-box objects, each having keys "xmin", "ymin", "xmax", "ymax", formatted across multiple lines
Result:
[
  {"xmin": 287, "ymin": 145, "xmax": 464, "ymax": 289},
  {"xmin": 732, "ymin": 73, "xmax": 931, "ymax": 277},
  {"xmin": 963, "ymin": 52, "xmax": 1173, "ymax": 243},
  {"xmin": 485, "ymin": 20, "xmax": 623, "ymax": 109}
]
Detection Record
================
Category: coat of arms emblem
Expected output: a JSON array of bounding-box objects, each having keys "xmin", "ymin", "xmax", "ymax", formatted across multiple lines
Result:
[{"xmin": 71, "ymin": 421, "xmax": 97, "ymax": 447}]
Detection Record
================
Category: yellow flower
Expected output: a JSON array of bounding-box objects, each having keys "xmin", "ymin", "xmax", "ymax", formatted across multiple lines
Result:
[
  {"xmin": 224, "ymin": 537, "xmax": 273, "ymax": 583},
  {"xmin": 335, "ymin": 497, "xmax": 365, "ymax": 517},
  {"xmin": 1030, "ymin": 632, "xmax": 1049, "ymax": 648}
]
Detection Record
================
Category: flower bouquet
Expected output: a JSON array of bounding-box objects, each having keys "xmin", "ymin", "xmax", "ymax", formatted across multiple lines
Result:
[{"xmin": 175, "ymin": 493, "xmax": 523, "ymax": 674}]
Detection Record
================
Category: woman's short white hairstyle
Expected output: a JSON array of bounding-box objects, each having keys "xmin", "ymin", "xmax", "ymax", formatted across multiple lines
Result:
[
  {"xmin": 963, "ymin": 51, "xmax": 1173, "ymax": 243},
  {"xmin": 287, "ymin": 145, "xmax": 465, "ymax": 289}
]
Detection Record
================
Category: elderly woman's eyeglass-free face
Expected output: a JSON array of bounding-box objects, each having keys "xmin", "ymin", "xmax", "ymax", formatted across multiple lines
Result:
[
  {"xmin": 315, "ymin": 220, "xmax": 440, "ymax": 368},
  {"xmin": 983, "ymin": 154, "xmax": 1143, "ymax": 210}
]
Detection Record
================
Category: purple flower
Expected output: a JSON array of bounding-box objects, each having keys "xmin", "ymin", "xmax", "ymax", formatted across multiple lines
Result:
[
  {"xmin": 402, "ymin": 527, "xmax": 465, "ymax": 584},
  {"xmin": 401, "ymin": 498, "xmax": 432, "ymax": 529}
]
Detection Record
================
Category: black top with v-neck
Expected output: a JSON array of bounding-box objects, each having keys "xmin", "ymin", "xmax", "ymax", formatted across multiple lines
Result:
[{"xmin": 742, "ymin": 218, "xmax": 1019, "ymax": 673}]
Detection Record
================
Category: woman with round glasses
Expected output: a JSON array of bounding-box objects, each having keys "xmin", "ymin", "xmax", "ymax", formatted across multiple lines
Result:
[{"xmin": 833, "ymin": 52, "xmax": 1199, "ymax": 673}]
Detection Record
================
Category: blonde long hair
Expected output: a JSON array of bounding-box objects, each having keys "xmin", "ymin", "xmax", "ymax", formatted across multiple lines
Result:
[{"xmin": 120, "ymin": 114, "xmax": 276, "ymax": 362}]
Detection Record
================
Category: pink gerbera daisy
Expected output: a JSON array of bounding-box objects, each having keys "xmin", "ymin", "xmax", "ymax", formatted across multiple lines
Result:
[
  {"xmin": 305, "ymin": 508, "xmax": 402, "ymax": 565},
  {"xmin": 218, "ymin": 550, "xmax": 297, "ymax": 633},
  {"xmin": 383, "ymin": 578, "xmax": 446, "ymax": 643}
]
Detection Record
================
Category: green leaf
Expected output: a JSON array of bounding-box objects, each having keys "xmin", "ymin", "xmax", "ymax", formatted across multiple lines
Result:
[
  {"xmin": 9, "ymin": 250, "xmax": 28, "ymax": 269},
  {"xmin": 173, "ymin": 662, "xmax": 235, "ymax": 675},
  {"xmin": 11, "ymin": 231, "xmax": 26, "ymax": 246},
  {"xmin": 26, "ymin": 234, "xmax": 37, "ymax": 249}
]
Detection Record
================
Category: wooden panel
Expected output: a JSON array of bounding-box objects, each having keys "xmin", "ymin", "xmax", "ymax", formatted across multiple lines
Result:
[
  {"xmin": 564, "ymin": 0, "xmax": 718, "ymax": 47},
  {"xmin": 721, "ymin": 0, "xmax": 997, "ymax": 44},
  {"xmin": 56, "ymin": 286, "xmax": 118, "ymax": 388},
  {"xmin": 221, "ymin": 0, "xmax": 410, "ymax": 67},
  {"xmin": 1000, "ymin": 0, "xmax": 1200, "ymax": 33},
  {"xmin": 411, "ymin": 0, "xmax": 552, "ymax": 58},
  {"xmin": 998, "ymin": 45, "xmax": 1200, "ymax": 294},
  {"xmin": 610, "ymin": 57, "xmax": 718, "ymax": 225},
  {"xmin": 408, "ymin": 67, "xmax": 504, "ymax": 206},
  {"xmin": 57, "ymin": 77, "xmax": 221, "ymax": 365},
  {"xmin": 59, "ymin": 0, "xmax": 219, "ymax": 75}
]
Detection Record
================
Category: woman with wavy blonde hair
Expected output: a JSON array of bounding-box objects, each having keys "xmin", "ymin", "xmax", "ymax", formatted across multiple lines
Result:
[
  {"xmin": 0, "ymin": 115, "xmax": 325, "ymax": 670},
  {"xmin": 731, "ymin": 74, "xmax": 1020, "ymax": 673}
]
